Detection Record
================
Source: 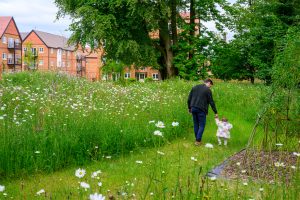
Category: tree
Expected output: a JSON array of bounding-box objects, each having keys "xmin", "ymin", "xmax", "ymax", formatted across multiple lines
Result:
[
  {"xmin": 23, "ymin": 42, "xmax": 39, "ymax": 70},
  {"xmin": 212, "ymin": 0, "xmax": 300, "ymax": 83}
]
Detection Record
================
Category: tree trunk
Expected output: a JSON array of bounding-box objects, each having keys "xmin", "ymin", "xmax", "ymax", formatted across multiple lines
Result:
[
  {"xmin": 189, "ymin": 0, "xmax": 196, "ymax": 59},
  {"xmin": 159, "ymin": 18, "xmax": 176, "ymax": 78},
  {"xmin": 170, "ymin": 0, "xmax": 178, "ymax": 46}
]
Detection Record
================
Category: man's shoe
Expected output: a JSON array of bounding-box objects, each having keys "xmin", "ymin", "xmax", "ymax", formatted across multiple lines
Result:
[{"xmin": 194, "ymin": 141, "xmax": 202, "ymax": 146}]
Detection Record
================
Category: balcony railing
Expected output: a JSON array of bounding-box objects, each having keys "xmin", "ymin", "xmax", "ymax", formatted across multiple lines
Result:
[
  {"xmin": 8, "ymin": 42, "xmax": 22, "ymax": 49},
  {"xmin": 7, "ymin": 58, "xmax": 14, "ymax": 64}
]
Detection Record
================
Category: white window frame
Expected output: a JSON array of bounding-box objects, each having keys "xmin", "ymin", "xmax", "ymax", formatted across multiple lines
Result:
[
  {"xmin": 124, "ymin": 72, "xmax": 130, "ymax": 79},
  {"xmin": 152, "ymin": 73, "xmax": 159, "ymax": 80},
  {"xmin": 2, "ymin": 36, "xmax": 7, "ymax": 44},
  {"xmin": 39, "ymin": 47, "xmax": 44, "ymax": 53},
  {"xmin": 2, "ymin": 53, "xmax": 7, "ymax": 60}
]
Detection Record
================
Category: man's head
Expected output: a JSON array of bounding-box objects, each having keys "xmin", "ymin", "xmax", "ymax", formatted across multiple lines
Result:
[{"xmin": 204, "ymin": 78, "xmax": 214, "ymax": 88}]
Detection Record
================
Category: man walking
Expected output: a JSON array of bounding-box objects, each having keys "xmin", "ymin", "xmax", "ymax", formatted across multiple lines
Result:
[{"xmin": 187, "ymin": 79, "xmax": 218, "ymax": 145}]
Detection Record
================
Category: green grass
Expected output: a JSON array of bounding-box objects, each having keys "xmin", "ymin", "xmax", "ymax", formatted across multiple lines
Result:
[{"xmin": 0, "ymin": 72, "xmax": 298, "ymax": 199}]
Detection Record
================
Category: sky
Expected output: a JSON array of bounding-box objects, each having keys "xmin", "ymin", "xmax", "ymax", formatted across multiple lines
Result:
[
  {"xmin": 0, "ymin": 0, "xmax": 235, "ymax": 40},
  {"xmin": 0, "ymin": 0, "xmax": 71, "ymax": 37}
]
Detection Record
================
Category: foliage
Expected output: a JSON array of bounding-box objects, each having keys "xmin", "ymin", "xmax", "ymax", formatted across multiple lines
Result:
[
  {"xmin": 212, "ymin": 0, "xmax": 300, "ymax": 83},
  {"xmin": 23, "ymin": 42, "xmax": 39, "ymax": 70}
]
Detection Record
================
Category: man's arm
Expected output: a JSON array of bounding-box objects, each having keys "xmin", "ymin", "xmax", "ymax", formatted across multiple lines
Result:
[
  {"xmin": 208, "ymin": 90, "xmax": 218, "ymax": 114},
  {"xmin": 187, "ymin": 89, "xmax": 193, "ymax": 111}
]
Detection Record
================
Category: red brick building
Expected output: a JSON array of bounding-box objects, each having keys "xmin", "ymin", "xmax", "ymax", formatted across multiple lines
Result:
[{"xmin": 0, "ymin": 16, "xmax": 22, "ymax": 77}]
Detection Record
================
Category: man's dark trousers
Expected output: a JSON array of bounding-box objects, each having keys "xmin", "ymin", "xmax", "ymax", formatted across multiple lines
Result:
[{"xmin": 191, "ymin": 107, "xmax": 206, "ymax": 142}]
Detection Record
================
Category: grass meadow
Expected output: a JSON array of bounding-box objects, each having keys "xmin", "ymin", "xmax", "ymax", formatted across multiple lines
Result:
[{"xmin": 0, "ymin": 72, "xmax": 298, "ymax": 199}]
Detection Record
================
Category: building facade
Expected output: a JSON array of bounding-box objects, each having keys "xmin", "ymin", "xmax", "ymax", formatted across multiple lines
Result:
[{"xmin": 0, "ymin": 16, "xmax": 22, "ymax": 76}]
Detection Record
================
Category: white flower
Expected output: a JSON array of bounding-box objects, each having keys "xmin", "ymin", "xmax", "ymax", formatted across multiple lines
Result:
[
  {"xmin": 150, "ymin": 192, "xmax": 154, "ymax": 196},
  {"xmin": 36, "ymin": 189, "xmax": 45, "ymax": 195},
  {"xmin": 259, "ymin": 188, "xmax": 264, "ymax": 192},
  {"xmin": 157, "ymin": 151, "xmax": 165, "ymax": 155},
  {"xmin": 153, "ymin": 130, "xmax": 163, "ymax": 137},
  {"xmin": 236, "ymin": 162, "xmax": 241, "ymax": 166},
  {"xmin": 0, "ymin": 185, "xmax": 5, "ymax": 192},
  {"xmin": 291, "ymin": 166, "xmax": 296, "ymax": 169},
  {"xmin": 105, "ymin": 156, "xmax": 112, "ymax": 159},
  {"xmin": 292, "ymin": 152, "xmax": 300, "ymax": 157},
  {"xmin": 35, "ymin": 151, "xmax": 40, "ymax": 154},
  {"xmin": 80, "ymin": 182, "xmax": 90, "ymax": 189},
  {"xmin": 191, "ymin": 157, "xmax": 197, "ymax": 161},
  {"xmin": 241, "ymin": 170, "xmax": 247, "ymax": 173},
  {"xmin": 155, "ymin": 121, "xmax": 165, "ymax": 128},
  {"xmin": 89, "ymin": 193, "xmax": 105, "ymax": 200},
  {"xmin": 136, "ymin": 160, "xmax": 143, "ymax": 164},
  {"xmin": 172, "ymin": 122, "xmax": 179, "ymax": 127},
  {"xmin": 274, "ymin": 162, "xmax": 285, "ymax": 167},
  {"xmin": 75, "ymin": 168, "xmax": 86, "ymax": 178},
  {"xmin": 91, "ymin": 170, "xmax": 102, "ymax": 178},
  {"xmin": 243, "ymin": 182, "xmax": 248, "ymax": 186},
  {"xmin": 149, "ymin": 120, "xmax": 155, "ymax": 124},
  {"xmin": 98, "ymin": 182, "xmax": 103, "ymax": 187},
  {"xmin": 0, "ymin": 116, "xmax": 4, "ymax": 120},
  {"xmin": 205, "ymin": 143, "xmax": 214, "ymax": 149},
  {"xmin": 209, "ymin": 176, "xmax": 217, "ymax": 181},
  {"xmin": 275, "ymin": 143, "xmax": 283, "ymax": 147}
]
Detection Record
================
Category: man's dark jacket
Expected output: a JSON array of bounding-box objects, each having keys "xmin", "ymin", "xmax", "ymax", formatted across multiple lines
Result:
[{"xmin": 187, "ymin": 84, "xmax": 218, "ymax": 115}]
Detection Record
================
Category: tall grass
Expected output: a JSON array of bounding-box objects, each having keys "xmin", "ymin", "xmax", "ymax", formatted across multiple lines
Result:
[{"xmin": 0, "ymin": 72, "xmax": 264, "ymax": 178}]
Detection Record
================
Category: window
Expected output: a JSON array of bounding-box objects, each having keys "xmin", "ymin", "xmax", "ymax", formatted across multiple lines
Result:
[
  {"xmin": 39, "ymin": 60, "xmax": 44, "ymax": 66},
  {"xmin": 8, "ymin": 38, "xmax": 14, "ymax": 48},
  {"xmin": 50, "ymin": 48, "xmax": 54, "ymax": 54},
  {"xmin": 2, "ymin": 36, "xmax": 7, "ymax": 44},
  {"xmin": 24, "ymin": 47, "xmax": 27, "ymax": 51},
  {"xmin": 152, "ymin": 73, "xmax": 159, "ymax": 80},
  {"xmin": 124, "ymin": 72, "xmax": 130, "ymax": 79},
  {"xmin": 2, "ymin": 53, "xmax": 7, "ymax": 60},
  {"xmin": 39, "ymin": 47, "xmax": 44, "ymax": 53},
  {"xmin": 31, "ymin": 48, "xmax": 37, "ymax": 55}
]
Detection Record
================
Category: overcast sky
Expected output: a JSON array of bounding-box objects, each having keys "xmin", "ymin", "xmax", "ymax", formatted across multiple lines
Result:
[{"xmin": 0, "ymin": 0, "xmax": 235, "ymax": 40}]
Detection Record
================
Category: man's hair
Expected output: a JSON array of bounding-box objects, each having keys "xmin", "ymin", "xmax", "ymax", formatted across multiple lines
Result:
[{"xmin": 204, "ymin": 78, "xmax": 213, "ymax": 85}]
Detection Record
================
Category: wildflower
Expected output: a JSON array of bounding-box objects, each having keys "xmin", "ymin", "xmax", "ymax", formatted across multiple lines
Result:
[
  {"xmin": 89, "ymin": 193, "xmax": 105, "ymax": 200},
  {"xmin": 0, "ymin": 116, "xmax": 3, "ymax": 120},
  {"xmin": 36, "ymin": 189, "xmax": 45, "ymax": 195},
  {"xmin": 35, "ymin": 151, "xmax": 40, "ymax": 154},
  {"xmin": 136, "ymin": 160, "xmax": 143, "ymax": 164},
  {"xmin": 106, "ymin": 156, "xmax": 112, "ymax": 159},
  {"xmin": 209, "ymin": 176, "xmax": 217, "ymax": 181},
  {"xmin": 155, "ymin": 121, "xmax": 165, "ymax": 128},
  {"xmin": 259, "ymin": 188, "xmax": 264, "ymax": 192},
  {"xmin": 275, "ymin": 143, "xmax": 283, "ymax": 147},
  {"xmin": 75, "ymin": 168, "xmax": 86, "ymax": 178},
  {"xmin": 172, "ymin": 122, "xmax": 179, "ymax": 127},
  {"xmin": 80, "ymin": 182, "xmax": 90, "ymax": 190},
  {"xmin": 157, "ymin": 151, "xmax": 165, "ymax": 155},
  {"xmin": 149, "ymin": 120, "xmax": 155, "ymax": 124},
  {"xmin": 292, "ymin": 152, "xmax": 300, "ymax": 157},
  {"xmin": 236, "ymin": 162, "xmax": 241, "ymax": 166},
  {"xmin": 91, "ymin": 170, "xmax": 102, "ymax": 178},
  {"xmin": 150, "ymin": 192, "xmax": 154, "ymax": 196},
  {"xmin": 0, "ymin": 185, "xmax": 5, "ymax": 192},
  {"xmin": 191, "ymin": 157, "xmax": 197, "ymax": 161},
  {"xmin": 291, "ymin": 166, "xmax": 296, "ymax": 169},
  {"xmin": 98, "ymin": 182, "xmax": 103, "ymax": 187},
  {"xmin": 205, "ymin": 143, "xmax": 214, "ymax": 149},
  {"xmin": 241, "ymin": 170, "xmax": 247, "ymax": 173},
  {"xmin": 274, "ymin": 162, "xmax": 285, "ymax": 167},
  {"xmin": 153, "ymin": 130, "xmax": 163, "ymax": 137},
  {"xmin": 243, "ymin": 182, "xmax": 248, "ymax": 186}
]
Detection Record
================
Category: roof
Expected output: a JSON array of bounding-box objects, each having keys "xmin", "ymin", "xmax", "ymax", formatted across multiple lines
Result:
[
  {"xmin": 24, "ymin": 30, "xmax": 75, "ymax": 51},
  {"xmin": 20, "ymin": 32, "xmax": 29, "ymax": 40},
  {"xmin": 0, "ymin": 16, "xmax": 12, "ymax": 38}
]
